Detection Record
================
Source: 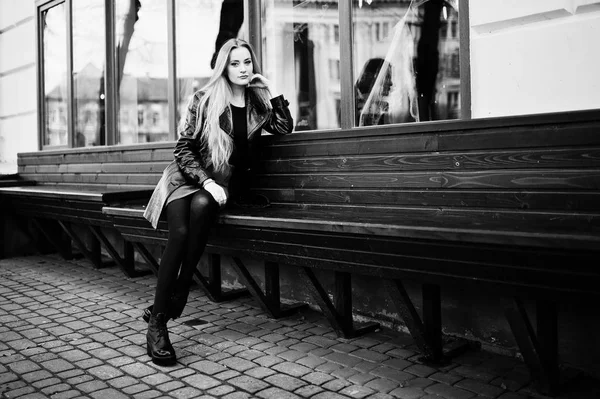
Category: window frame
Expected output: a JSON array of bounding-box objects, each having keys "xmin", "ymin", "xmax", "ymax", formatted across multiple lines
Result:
[{"xmin": 35, "ymin": 0, "xmax": 470, "ymax": 151}]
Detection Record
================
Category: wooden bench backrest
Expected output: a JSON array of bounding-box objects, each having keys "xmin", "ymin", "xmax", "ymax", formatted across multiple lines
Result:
[
  {"xmin": 18, "ymin": 109, "xmax": 600, "ymax": 214},
  {"xmin": 257, "ymin": 110, "xmax": 600, "ymax": 213}
]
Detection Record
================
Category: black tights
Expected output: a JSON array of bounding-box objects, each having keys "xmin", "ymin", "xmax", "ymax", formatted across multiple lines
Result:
[{"xmin": 153, "ymin": 190, "xmax": 219, "ymax": 315}]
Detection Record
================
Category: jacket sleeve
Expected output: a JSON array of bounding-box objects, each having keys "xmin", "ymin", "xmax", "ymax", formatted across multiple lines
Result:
[
  {"xmin": 173, "ymin": 92, "xmax": 211, "ymax": 186},
  {"xmin": 262, "ymin": 95, "xmax": 294, "ymax": 135}
]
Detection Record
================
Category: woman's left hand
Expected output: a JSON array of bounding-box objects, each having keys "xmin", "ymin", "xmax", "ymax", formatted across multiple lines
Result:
[{"xmin": 248, "ymin": 73, "xmax": 270, "ymax": 90}]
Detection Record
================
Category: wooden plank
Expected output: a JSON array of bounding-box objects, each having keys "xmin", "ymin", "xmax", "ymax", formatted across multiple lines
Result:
[
  {"xmin": 255, "ymin": 169, "xmax": 600, "ymax": 190},
  {"xmin": 261, "ymin": 148, "xmax": 600, "ymax": 173},
  {"xmin": 257, "ymin": 188, "xmax": 600, "ymax": 211},
  {"xmin": 439, "ymin": 122, "xmax": 600, "ymax": 151}
]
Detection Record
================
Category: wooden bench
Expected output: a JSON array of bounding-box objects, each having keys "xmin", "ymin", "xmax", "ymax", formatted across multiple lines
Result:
[
  {"xmin": 103, "ymin": 109, "xmax": 600, "ymax": 395},
  {"xmin": 0, "ymin": 147, "xmax": 160, "ymax": 276}
]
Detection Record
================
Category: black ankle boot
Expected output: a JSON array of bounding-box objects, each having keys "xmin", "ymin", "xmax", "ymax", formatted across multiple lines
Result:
[{"xmin": 146, "ymin": 313, "xmax": 176, "ymax": 365}]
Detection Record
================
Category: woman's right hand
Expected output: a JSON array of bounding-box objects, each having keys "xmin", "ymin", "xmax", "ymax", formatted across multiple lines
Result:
[{"xmin": 203, "ymin": 180, "xmax": 228, "ymax": 207}]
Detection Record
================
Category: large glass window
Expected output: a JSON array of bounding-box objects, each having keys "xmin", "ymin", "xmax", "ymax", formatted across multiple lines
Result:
[
  {"xmin": 114, "ymin": 0, "xmax": 169, "ymax": 144},
  {"xmin": 352, "ymin": 0, "xmax": 461, "ymax": 127},
  {"xmin": 262, "ymin": 0, "xmax": 341, "ymax": 131},
  {"xmin": 73, "ymin": 1, "xmax": 106, "ymax": 147},
  {"xmin": 42, "ymin": 3, "xmax": 68, "ymax": 147}
]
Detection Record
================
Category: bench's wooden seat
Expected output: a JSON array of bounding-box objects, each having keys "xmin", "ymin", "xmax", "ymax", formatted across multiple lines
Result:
[
  {"xmin": 103, "ymin": 109, "xmax": 600, "ymax": 395},
  {"xmin": 0, "ymin": 148, "xmax": 158, "ymax": 276}
]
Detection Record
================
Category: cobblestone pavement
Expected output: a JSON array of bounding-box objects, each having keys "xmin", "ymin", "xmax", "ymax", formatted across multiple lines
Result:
[{"xmin": 1, "ymin": 255, "xmax": 598, "ymax": 399}]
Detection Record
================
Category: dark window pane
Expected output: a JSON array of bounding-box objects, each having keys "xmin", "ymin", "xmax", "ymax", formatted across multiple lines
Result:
[{"xmin": 353, "ymin": 0, "xmax": 461, "ymax": 127}]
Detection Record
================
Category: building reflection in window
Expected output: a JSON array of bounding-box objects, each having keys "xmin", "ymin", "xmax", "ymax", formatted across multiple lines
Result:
[
  {"xmin": 262, "ymin": 0, "xmax": 341, "ymax": 131},
  {"xmin": 176, "ymin": 0, "xmax": 241, "ymax": 124},
  {"xmin": 115, "ymin": 0, "xmax": 169, "ymax": 144},
  {"xmin": 72, "ymin": 0, "xmax": 105, "ymax": 148},
  {"xmin": 42, "ymin": 3, "xmax": 68, "ymax": 147},
  {"xmin": 353, "ymin": 0, "xmax": 460, "ymax": 126}
]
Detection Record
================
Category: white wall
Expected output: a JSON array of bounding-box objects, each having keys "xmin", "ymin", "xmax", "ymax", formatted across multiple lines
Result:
[
  {"xmin": 469, "ymin": 0, "xmax": 600, "ymax": 118},
  {"xmin": 0, "ymin": 0, "xmax": 37, "ymax": 174}
]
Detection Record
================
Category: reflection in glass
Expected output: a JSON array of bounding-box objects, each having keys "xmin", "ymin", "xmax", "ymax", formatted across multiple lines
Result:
[
  {"xmin": 262, "ymin": 0, "xmax": 341, "ymax": 131},
  {"xmin": 176, "ymin": 0, "xmax": 241, "ymax": 123},
  {"xmin": 42, "ymin": 4, "xmax": 67, "ymax": 146},
  {"xmin": 353, "ymin": 0, "xmax": 460, "ymax": 127},
  {"xmin": 115, "ymin": 0, "xmax": 169, "ymax": 144},
  {"xmin": 72, "ymin": 1, "xmax": 105, "ymax": 147}
]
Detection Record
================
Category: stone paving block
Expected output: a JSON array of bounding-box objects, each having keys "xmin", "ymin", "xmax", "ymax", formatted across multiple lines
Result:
[
  {"xmin": 294, "ymin": 384, "xmax": 323, "ymax": 397},
  {"xmin": 451, "ymin": 365, "xmax": 497, "ymax": 383},
  {"xmin": 141, "ymin": 372, "xmax": 173, "ymax": 386},
  {"xmin": 245, "ymin": 366, "xmax": 277, "ymax": 379},
  {"xmin": 302, "ymin": 370, "xmax": 336, "ymax": 386},
  {"xmin": 315, "ymin": 361, "xmax": 343, "ymax": 373},
  {"xmin": 207, "ymin": 384, "xmax": 237, "ymax": 396},
  {"xmin": 256, "ymin": 386, "xmax": 301, "ymax": 399},
  {"xmin": 382, "ymin": 357, "xmax": 413, "ymax": 370},
  {"xmin": 121, "ymin": 362, "xmax": 158, "ymax": 378},
  {"xmin": 454, "ymin": 378, "xmax": 506, "ymax": 398},
  {"xmin": 8, "ymin": 359, "xmax": 41, "ymax": 374},
  {"xmin": 76, "ymin": 380, "xmax": 110, "ymax": 393},
  {"xmin": 325, "ymin": 351, "xmax": 364, "ymax": 368},
  {"xmin": 332, "ymin": 366, "xmax": 358, "ymax": 380},
  {"xmin": 109, "ymin": 375, "xmax": 141, "ymax": 389},
  {"xmin": 229, "ymin": 374, "xmax": 270, "ymax": 393},
  {"xmin": 189, "ymin": 359, "xmax": 228, "ymax": 375},
  {"xmin": 272, "ymin": 361, "xmax": 313, "ymax": 377},
  {"xmin": 304, "ymin": 336, "xmax": 339, "ymax": 348},
  {"xmin": 425, "ymin": 382, "xmax": 477, "ymax": 399},
  {"xmin": 156, "ymin": 380, "xmax": 186, "ymax": 392},
  {"xmin": 405, "ymin": 363, "xmax": 438, "ymax": 378},
  {"xmin": 371, "ymin": 366, "xmax": 414, "ymax": 383},
  {"xmin": 340, "ymin": 384, "xmax": 377, "ymax": 398},
  {"xmin": 364, "ymin": 377, "xmax": 401, "ymax": 393},
  {"xmin": 237, "ymin": 348, "xmax": 265, "ymax": 361},
  {"xmin": 74, "ymin": 357, "xmax": 104, "ymax": 370},
  {"xmin": 90, "ymin": 388, "xmax": 131, "ymax": 399},
  {"xmin": 254, "ymin": 354, "xmax": 285, "ymax": 368},
  {"xmin": 170, "ymin": 386, "xmax": 206, "ymax": 399},
  {"xmin": 311, "ymin": 390, "xmax": 350, "ymax": 398},
  {"xmin": 220, "ymin": 356, "xmax": 257, "ymax": 372},
  {"xmin": 430, "ymin": 371, "xmax": 464, "ymax": 386},
  {"xmin": 222, "ymin": 391, "xmax": 253, "ymax": 399},
  {"xmin": 350, "ymin": 348, "xmax": 390, "ymax": 363},
  {"xmin": 20, "ymin": 369, "xmax": 53, "ymax": 383},
  {"xmin": 321, "ymin": 378, "xmax": 352, "ymax": 392},
  {"xmin": 496, "ymin": 393, "xmax": 529, "ymax": 399},
  {"xmin": 214, "ymin": 369, "xmax": 241, "ymax": 380},
  {"xmin": 265, "ymin": 373, "xmax": 307, "ymax": 391},
  {"xmin": 348, "ymin": 372, "xmax": 377, "ymax": 386}
]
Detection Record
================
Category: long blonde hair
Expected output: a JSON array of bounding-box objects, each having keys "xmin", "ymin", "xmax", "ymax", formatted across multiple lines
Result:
[{"xmin": 189, "ymin": 39, "xmax": 272, "ymax": 173}]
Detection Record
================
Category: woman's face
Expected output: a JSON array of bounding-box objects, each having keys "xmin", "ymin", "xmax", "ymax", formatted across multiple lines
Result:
[{"xmin": 227, "ymin": 47, "xmax": 253, "ymax": 88}]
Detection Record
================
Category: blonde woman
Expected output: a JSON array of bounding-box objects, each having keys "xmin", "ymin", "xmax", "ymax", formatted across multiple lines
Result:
[{"xmin": 143, "ymin": 38, "xmax": 293, "ymax": 365}]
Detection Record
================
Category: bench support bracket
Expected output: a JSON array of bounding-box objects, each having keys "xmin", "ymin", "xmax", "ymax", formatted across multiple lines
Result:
[
  {"xmin": 300, "ymin": 268, "xmax": 379, "ymax": 338},
  {"xmin": 384, "ymin": 279, "xmax": 470, "ymax": 364},
  {"xmin": 88, "ymin": 226, "xmax": 150, "ymax": 278},
  {"xmin": 231, "ymin": 257, "xmax": 307, "ymax": 318},
  {"xmin": 194, "ymin": 254, "xmax": 249, "ymax": 302},
  {"xmin": 505, "ymin": 298, "xmax": 560, "ymax": 396}
]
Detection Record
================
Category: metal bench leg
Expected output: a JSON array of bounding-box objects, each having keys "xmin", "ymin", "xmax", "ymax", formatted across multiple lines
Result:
[
  {"xmin": 300, "ymin": 268, "xmax": 378, "ymax": 338},
  {"xmin": 231, "ymin": 257, "xmax": 306, "ymax": 318},
  {"xmin": 505, "ymin": 298, "xmax": 560, "ymax": 396}
]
